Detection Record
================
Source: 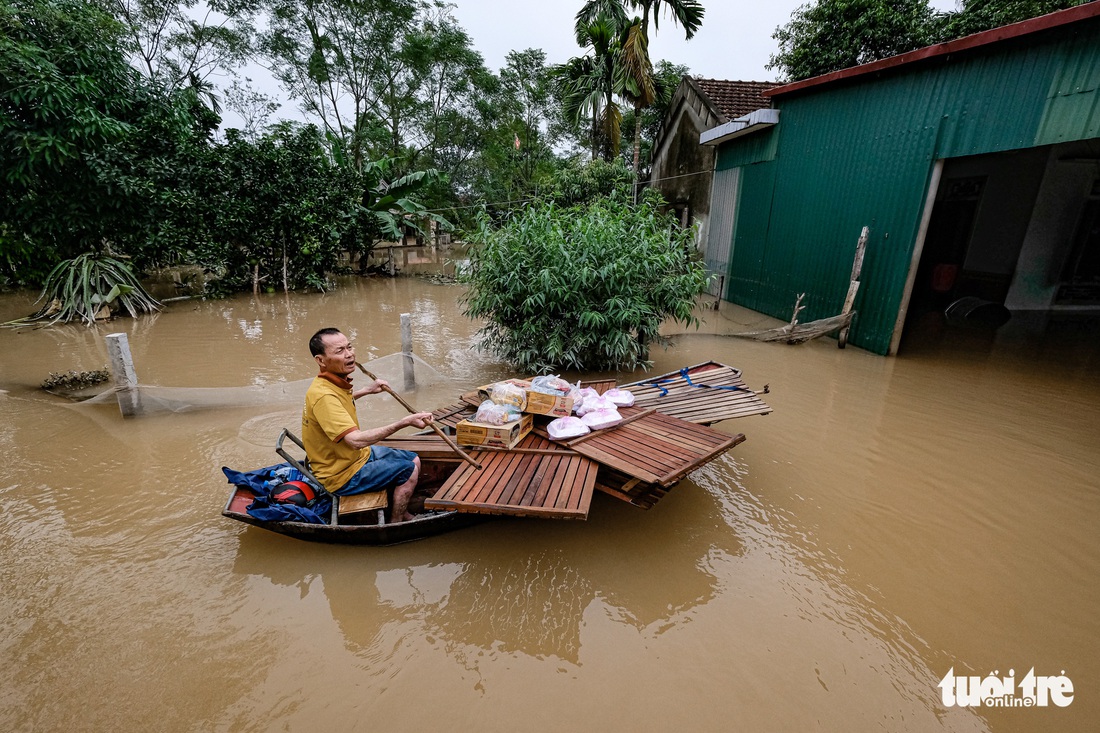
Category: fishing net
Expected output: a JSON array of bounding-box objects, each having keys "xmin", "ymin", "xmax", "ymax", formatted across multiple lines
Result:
[{"xmin": 71, "ymin": 353, "xmax": 460, "ymax": 416}]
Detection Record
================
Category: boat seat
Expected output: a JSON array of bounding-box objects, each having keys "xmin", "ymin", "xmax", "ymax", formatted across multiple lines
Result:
[{"xmin": 337, "ymin": 491, "xmax": 389, "ymax": 520}]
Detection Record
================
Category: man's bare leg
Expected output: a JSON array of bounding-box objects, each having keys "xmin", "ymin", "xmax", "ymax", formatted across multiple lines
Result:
[{"xmin": 391, "ymin": 456, "xmax": 421, "ymax": 522}]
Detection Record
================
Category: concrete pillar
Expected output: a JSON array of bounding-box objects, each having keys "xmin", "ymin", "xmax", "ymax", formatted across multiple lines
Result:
[{"xmin": 105, "ymin": 332, "xmax": 141, "ymax": 417}]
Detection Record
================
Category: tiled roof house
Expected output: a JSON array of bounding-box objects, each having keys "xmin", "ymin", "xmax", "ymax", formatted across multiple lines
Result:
[{"xmin": 648, "ymin": 78, "xmax": 776, "ymax": 293}]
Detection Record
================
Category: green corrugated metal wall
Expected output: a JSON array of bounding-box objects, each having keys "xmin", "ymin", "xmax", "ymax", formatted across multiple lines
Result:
[{"xmin": 717, "ymin": 15, "xmax": 1100, "ymax": 354}]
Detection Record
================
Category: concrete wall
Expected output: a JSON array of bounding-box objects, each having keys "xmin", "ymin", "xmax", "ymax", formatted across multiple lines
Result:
[
  {"xmin": 1006, "ymin": 142, "xmax": 1100, "ymax": 309},
  {"xmin": 650, "ymin": 101, "xmax": 718, "ymax": 252},
  {"xmin": 940, "ymin": 149, "xmax": 1048, "ymax": 277}
]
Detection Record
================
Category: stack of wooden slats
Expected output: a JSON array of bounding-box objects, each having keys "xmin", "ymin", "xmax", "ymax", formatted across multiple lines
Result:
[{"xmin": 624, "ymin": 362, "xmax": 771, "ymax": 424}]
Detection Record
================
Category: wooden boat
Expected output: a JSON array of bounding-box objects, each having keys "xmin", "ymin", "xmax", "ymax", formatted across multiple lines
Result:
[
  {"xmin": 221, "ymin": 434, "xmax": 488, "ymax": 546},
  {"xmin": 222, "ymin": 487, "xmax": 487, "ymax": 546}
]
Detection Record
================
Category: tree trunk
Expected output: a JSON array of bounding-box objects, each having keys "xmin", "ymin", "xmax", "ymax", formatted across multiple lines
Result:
[{"xmin": 632, "ymin": 106, "xmax": 643, "ymax": 182}]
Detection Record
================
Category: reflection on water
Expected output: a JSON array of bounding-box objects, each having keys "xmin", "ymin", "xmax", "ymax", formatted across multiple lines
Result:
[
  {"xmin": 1, "ymin": 260, "xmax": 1098, "ymax": 732},
  {"xmin": 233, "ymin": 485, "xmax": 740, "ymax": 666}
]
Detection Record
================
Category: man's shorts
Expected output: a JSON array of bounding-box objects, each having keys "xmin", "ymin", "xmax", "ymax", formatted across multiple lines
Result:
[{"xmin": 335, "ymin": 446, "xmax": 418, "ymax": 496}]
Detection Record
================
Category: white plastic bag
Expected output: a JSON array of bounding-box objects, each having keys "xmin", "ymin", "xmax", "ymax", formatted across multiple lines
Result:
[
  {"xmin": 570, "ymin": 386, "xmax": 598, "ymax": 413},
  {"xmin": 546, "ymin": 416, "xmax": 590, "ymax": 440},
  {"xmin": 603, "ymin": 387, "xmax": 635, "ymax": 407},
  {"xmin": 575, "ymin": 393, "xmax": 615, "ymax": 416},
  {"xmin": 580, "ymin": 408, "xmax": 622, "ymax": 430},
  {"xmin": 474, "ymin": 399, "xmax": 520, "ymax": 426},
  {"xmin": 530, "ymin": 375, "xmax": 571, "ymax": 395},
  {"xmin": 489, "ymin": 381, "xmax": 527, "ymax": 410}
]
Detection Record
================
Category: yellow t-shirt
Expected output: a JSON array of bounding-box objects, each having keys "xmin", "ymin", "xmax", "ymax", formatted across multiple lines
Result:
[{"xmin": 302, "ymin": 375, "xmax": 370, "ymax": 493}]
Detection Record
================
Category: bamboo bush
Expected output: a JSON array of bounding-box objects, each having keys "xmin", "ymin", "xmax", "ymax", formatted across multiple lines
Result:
[{"xmin": 461, "ymin": 191, "xmax": 709, "ymax": 372}]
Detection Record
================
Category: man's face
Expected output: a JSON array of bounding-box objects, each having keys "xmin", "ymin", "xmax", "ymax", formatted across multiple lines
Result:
[{"xmin": 316, "ymin": 332, "xmax": 356, "ymax": 376}]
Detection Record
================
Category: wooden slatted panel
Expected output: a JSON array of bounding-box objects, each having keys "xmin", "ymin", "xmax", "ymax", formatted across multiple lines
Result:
[
  {"xmin": 594, "ymin": 469, "xmax": 665, "ymax": 510},
  {"xmin": 425, "ymin": 434, "xmax": 597, "ymax": 519},
  {"xmin": 431, "ymin": 402, "xmax": 475, "ymax": 430},
  {"xmin": 622, "ymin": 361, "xmax": 771, "ymax": 425},
  {"xmin": 566, "ymin": 407, "xmax": 743, "ymax": 487},
  {"xmin": 578, "ymin": 379, "xmax": 616, "ymax": 395}
]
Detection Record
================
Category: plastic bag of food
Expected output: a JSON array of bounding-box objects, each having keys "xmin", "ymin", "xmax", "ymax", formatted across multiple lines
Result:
[
  {"xmin": 580, "ymin": 408, "xmax": 622, "ymax": 430},
  {"xmin": 489, "ymin": 381, "xmax": 527, "ymax": 410},
  {"xmin": 603, "ymin": 387, "xmax": 635, "ymax": 407},
  {"xmin": 575, "ymin": 393, "xmax": 615, "ymax": 416},
  {"xmin": 569, "ymin": 386, "xmax": 598, "ymax": 413},
  {"xmin": 546, "ymin": 416, "xmax": 590, "ymax": 440},
  {"xmin": 529, "ymin": 375, "xmax": 572, "ymax": 395},
  {"xmin": 474, "ymin": 399, "xmax": 520, "ymax": 426}
]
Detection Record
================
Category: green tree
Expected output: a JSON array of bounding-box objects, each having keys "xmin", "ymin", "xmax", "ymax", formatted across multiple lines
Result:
[
  {"xmin": 466, "ymin": 49, "xmax": 559, "ymax": 209},
  {"xmin": 622, "ymin": 0, "xmax": 703, "ymax": 179},
  {"xmin": 104, "ymin": 0, "xmax": 256, "ymax": 94},
  {"xmin": 403, "ymin": 4, "xmax": 497, "ymax": 208},
  {"xmin": 769, "ymin": 0, "xmax": 939, "ymax": 81},
  {"xmin": 1, "ymin": 0, "xmax": 150, "ymax": 276},
  {"xmin": 260, "ymin": 0, "xmax": 421, "ymax": 171},
  {"xmin": 768, "ymin": 0, "xmax": 1089, "ymax": 82},
  {"xmin": 191, "ymin": 123, "xmax": 356, "ymax": 293},
  {"xmin": 941, "ymin": 0, "xmax": 1089, "ymax": 38},
  {"xmin": 260, "ymin": 0, "xmax": 483, "ymax": 229},
  {"xmin": 548, "ymin": 157, "xmax": 634, "ymax": 206},
  {"xmin": 461, "ymin": 188, "xmax": 708, "ymax": 372}
]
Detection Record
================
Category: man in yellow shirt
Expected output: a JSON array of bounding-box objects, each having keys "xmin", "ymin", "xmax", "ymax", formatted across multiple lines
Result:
[{"xmin": 303, "ymin": 327, "xmax": 434, "ymax": 522}]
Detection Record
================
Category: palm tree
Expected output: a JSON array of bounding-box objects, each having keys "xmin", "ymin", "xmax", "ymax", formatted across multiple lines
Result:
[
  {"xmin": 632, "ymin": 0, "xmax": 704, "ymax": 42},
  {"xmin": 620, "ymin": 19, "xmax": 655, "ymax": 179},
  {"xmin": 553, "ymin": 12, "xmax": 624, "ymax": 162},
  {"xmin": 575, "ymin": 0, "xmax": 704, "ymax": 179}
]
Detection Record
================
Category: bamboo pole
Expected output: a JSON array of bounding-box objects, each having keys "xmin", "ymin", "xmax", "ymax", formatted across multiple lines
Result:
[
  {"xmin": 400, "ymin": 313, "xmax": 414, "ymax": 391},
  {"xmin": 356, "ymin": 361, "xmax": 482, "ymax": 470}
]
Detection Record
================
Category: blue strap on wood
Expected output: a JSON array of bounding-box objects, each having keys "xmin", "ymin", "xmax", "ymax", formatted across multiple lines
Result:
[
  {"xmin": 678, "ymin": 367, "xmax": 748, "ymax": 393},
  {"xmin": 647, "ymin": 368, "xmax": 748, "ymax": 397}
]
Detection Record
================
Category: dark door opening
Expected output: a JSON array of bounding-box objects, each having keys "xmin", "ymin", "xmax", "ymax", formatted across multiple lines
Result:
[{"xmin": 909, "ymin": 176, "xmax": 985, "ymax": 317}]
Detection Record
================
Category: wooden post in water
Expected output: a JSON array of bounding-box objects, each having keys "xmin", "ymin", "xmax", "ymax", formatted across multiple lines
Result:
[
  {"xmin": 838, "ymin": 226, "xmax": 868, "ymax": 349},
  {"xmin": 105, "ymin": 332, "xmax": 141, "ymax": 417},
  {"xmin": 388, "ymin": 246, "xmax": 396, "ymax": 277},
  {"xmin": 400, "ymin": 313, "xmax": 415, "ymax": 391}
]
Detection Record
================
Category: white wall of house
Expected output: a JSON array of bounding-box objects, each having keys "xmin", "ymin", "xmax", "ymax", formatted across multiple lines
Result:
[{"xmin": 1006, "ymin": 145, "xmax": 1099, "ymax": 310}]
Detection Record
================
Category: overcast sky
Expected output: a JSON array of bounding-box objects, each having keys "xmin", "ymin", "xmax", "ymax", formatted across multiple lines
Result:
[
  {"xmin": 455, "ymin": 0, "xmax": 961, "ymax": 79},
  {"xmin": 227, "ymin": 0, "xmax": 961, "ymax": 129},
  {"xmin": 450, "ymin": 0, "xmax": 792, "ymax": 82}
]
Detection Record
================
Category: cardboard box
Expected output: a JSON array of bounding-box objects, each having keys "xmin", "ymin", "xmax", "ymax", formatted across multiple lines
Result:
[
  {"xmin": 522, "ymin": 390, "xmax": 574, "ymax": 417},
  {"xmin": 455, "ymin": 413, "xmax": 533, "ymax": 448},
  {"xmin": 478, "ymin": 378, "xmax": 575, "ymax": 418}
]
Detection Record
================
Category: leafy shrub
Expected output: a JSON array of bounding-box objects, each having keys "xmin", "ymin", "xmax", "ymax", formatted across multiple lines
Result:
[
  {"xmin": 547, "ymin": 158, "xmax": 633, "ymax": 207},
  {"xmin": 462, "ymin": 191, "xmax": 708, "ymax": 372}
]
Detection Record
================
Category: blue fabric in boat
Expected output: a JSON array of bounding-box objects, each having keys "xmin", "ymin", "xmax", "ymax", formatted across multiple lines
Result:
[{"xmin": 222, "ymin": 463, "xmax": 333, "ymax": 524}]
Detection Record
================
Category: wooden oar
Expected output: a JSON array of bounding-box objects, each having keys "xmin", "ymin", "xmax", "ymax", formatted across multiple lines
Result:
[{"xmin": 356, "ymin": 361, "xmax": 482, "ymax": 470}]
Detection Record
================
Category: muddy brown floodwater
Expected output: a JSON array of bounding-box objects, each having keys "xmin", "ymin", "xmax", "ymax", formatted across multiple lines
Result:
[{"xmin": 1, "ymin": 256, "xmax": 1098, "ymax": 732}]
